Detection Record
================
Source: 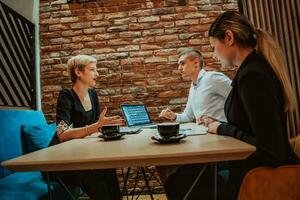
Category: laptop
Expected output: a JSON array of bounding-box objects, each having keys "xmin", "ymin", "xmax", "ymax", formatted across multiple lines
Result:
[{"xmin": 120, "ymin": 104, "xmax": 157, "ymax": 134}]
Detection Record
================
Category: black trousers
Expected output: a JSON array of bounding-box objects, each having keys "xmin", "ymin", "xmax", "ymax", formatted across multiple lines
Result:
[
  {"xmin": 164, "ymin": 164, "xmax": 233, "ymax": 200},
  {"xmin": 43, "ymin": 169, "xmax": 121, "ymax": 200}
]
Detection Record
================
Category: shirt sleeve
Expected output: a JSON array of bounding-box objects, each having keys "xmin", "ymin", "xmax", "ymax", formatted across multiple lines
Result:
[
  {"xmin": 56, "ymin": 89, "xmax": 73, "ymax": 136},
  {"xmin": 175, "ymin": 88, "xmax": 195, "ymax": 123},
  {"xmin": 209, "ymin": 72, "xmax": 232, "ymax": 98},
  {"xmin": 217, "ymin": 69, "xmax": 286, "ymax": 166}
]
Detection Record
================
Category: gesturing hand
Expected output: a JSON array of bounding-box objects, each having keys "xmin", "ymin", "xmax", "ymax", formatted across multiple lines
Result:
[{"xmin": 98, "ymin": 107, "xmax": 124, "ymax": 127}]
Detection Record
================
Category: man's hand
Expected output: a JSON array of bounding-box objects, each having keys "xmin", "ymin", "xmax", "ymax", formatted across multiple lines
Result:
[{"xmin": 159, "ymin": 108, "xmax": 176, "ymax": 121}]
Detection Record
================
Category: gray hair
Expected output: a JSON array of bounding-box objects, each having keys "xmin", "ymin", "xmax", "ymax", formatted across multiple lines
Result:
[{"xmin": 178, "ymin": 48, "xmax": 204, "ymax": 68}]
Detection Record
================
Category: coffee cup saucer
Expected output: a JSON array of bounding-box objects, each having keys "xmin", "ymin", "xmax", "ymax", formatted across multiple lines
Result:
[
  {"xmin": 151, "ymin": 133, "xmax": 187, "ymax": 144},
  {"xmin": 98, "ymin": 132, "xmax": 125, "ymax": 141}
]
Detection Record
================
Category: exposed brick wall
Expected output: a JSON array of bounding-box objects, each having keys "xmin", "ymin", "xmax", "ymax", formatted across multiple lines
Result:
[{"xmin": 40, "ymin": 0, "xmax": 238, "ymax": 121}]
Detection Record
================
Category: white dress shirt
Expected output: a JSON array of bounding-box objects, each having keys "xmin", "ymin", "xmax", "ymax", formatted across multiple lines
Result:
[{"xmin": 176, "ymin": 69, "xmax": 232, "ymax": 123}]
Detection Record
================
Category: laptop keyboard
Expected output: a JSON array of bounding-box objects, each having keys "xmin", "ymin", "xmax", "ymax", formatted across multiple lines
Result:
[{"xmin": 120, "ymin": 127, "xmax": 142, "ymax": 134}]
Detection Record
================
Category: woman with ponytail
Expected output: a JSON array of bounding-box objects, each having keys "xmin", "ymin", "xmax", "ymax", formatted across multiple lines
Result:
[{"xmin": 196, "ymin": 10, "xmax": 300, "ymax": 199}]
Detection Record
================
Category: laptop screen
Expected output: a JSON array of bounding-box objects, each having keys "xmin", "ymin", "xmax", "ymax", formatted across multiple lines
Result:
[{"xmin": 121, "ymin": 104, "xmax": 152, "ymax": 126}]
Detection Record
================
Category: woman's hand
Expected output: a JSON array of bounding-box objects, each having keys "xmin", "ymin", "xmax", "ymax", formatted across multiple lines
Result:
[
  {"xmin": 97, "ymin": 107, "xmax": 124, "ymax": 127},
  {"xmin": 197, "ymin": 115, "xmax": 221, "ymax": 134}
]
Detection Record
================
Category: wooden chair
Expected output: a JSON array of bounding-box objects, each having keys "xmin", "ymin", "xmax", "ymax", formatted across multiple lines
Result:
[{"xmin": 238, "ymin": 135, "xmax": 300, "ymax": 200}]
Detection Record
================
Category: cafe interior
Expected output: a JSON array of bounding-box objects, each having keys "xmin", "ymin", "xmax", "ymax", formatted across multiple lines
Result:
[{"xmin": 0, "ymin": 0, "xmax": 300, "ymax": 199}]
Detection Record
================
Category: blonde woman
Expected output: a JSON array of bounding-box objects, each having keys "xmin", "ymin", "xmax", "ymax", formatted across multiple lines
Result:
[
  {"xmin": 48, "ymin": 55, "xmax": 123, "ymax": 200},
  {"xmin": 195, "ymin": 11, "xmax": 299, "ymax": 199}
]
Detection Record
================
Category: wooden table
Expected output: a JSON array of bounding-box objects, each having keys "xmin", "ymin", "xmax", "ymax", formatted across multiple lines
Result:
[
  {"xmin": 2, "ymin": 123, "xmax": 255, "ymax": 172},
  {"xmin": 1, "ymin": 123, "xmax": 256, "ymax": 200}
]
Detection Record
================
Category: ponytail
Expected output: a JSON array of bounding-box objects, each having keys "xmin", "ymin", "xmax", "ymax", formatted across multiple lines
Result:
[{"xmin": 255, "ymin": 28, "xmax": 295, "ymax": 111}]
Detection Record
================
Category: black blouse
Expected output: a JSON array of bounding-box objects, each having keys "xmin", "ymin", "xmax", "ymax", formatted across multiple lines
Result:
[
  {"xmin": 50, "ymin": 88, "xmax": 100, "ymax": 145},
  {"xmin": 56, "ymin": 88, "xmax": 99, "ymax": 128},
  {"xmin": 217, "ymin": 50, "xmax": 299, "ymax": 195}
]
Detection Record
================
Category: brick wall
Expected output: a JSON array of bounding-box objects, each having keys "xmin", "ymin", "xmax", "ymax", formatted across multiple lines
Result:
[{"xmin": 40, "ymin": 0, "xmax": 238, "ymax": 121}]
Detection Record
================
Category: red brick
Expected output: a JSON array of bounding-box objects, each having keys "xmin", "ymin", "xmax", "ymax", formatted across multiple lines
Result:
[
  {"xmin": 62, "ymin": 43, "xmax": 84, "ymax": 50},
  {"xmin": 119, "ymin": 31, "xmax": 141, "ymax": 38},
  {"xmin": 188, "ymin": 38, "xmax": 210, "ymax": 45},
  {"xmin": 84, "ymin": 41, "xmax": 106, "ymax": 48},
  {"xmin": 60, "ymin": 17, "xmax": 79, "ymax": 23},
  {"xmin": 189, "ymin": 24, "xmax": 211, "ymax": 32},
  {"xmin": 114, "ymin": 17, "xmax": 137, "ymax": 25},
  {"xmin": 70, "ymin": 22, "xmax": 91, "ymax": 29},
  {"xmin": 130, "ymin": 51, "xmax": 153, "ymax": 57},
  {"xmin": 152, "ymin": 21, "xmax": 174, "ymax": 28},
  {"xmin": 175, "ymin": 19, "xmax": 199, "ymax": 26},
  {"xmin": 72, "ymin": 35, "xmax": 94, "ymax": 42},
  {"xmin": 132, "ymin": 37, "xmax": 155, "ymax": 44},
  {"xmin": 154, "ymin": 49, "xmax": 177, "ymax": 56},
  {"xmin": 94, "ymin": 48, "xmax": 116, "ymax": 54},
  {"xmin": 155, "ymin": 35, "xmax": 178, "ymax": 42},
  {"xmin": 161, "ymin": 13, "xmax": 184, "ymax": 21},
  {"xmin": 120, "ymin": 57, "xmax": 144, "ymax": 65},
  {"xmin": 117, "ymin": 45, "xmax": 139, "ymax": 52},
  {"xmin": 61, "ymin": 30, "xmax": 82, "ymax": 37},
  {"xmin": 107, "ymin": 25, "xmax": 128, "ymax": 32},
  {"xmin": 40, "ymin": 18, "xmax": 60, "ymax": 25},
  {"xmin": 184, "ymin": 12, "xmax": 208, "ymax": 19},
  {"xmin": 144, "ymin": 57, "xmax": 168, "ymax": 63},
  {"xmin": 175, "ymin": 6, "xmax": 198, "ymax": 13},
  {"xmin": 107, "ymin": 39, "xmax": 131, "ymax": 45},
  {"xmin": 92, "ymin": 21, "xmax": 111, "ymax": 27},
  {"xmin": 49, "ymin": 24, "xmax": 69, "ymax": 31},
  {"xmin": 104, "ymin": 12, "xmax": 127, "ymax": 20},
  {"xmin": 141, "ymin": 44, "xmax": 162, "ymax": 50},
  {"xmin": 158, "ymin": 91, "xmax": 182, "ymax": 98},
  {"xmin": 129, "ymin": 10, "xmax": 151, "ymax": 17},
  {"xmin": 83, "ymin": 28, "xmax": 105, "ymax": 34},
  {"xmin": 138, "ymin": 16, "xmax": 160, "ymax": 23},
  {"xmin": 50, "ymin": 38, "xmax": 71, "ymax": 44},
  {"xmin": 95, "ymin": 33, "xmax": 118, "ymax": 40},
  {"xmin": 128, "ymin": 23, "xmax": 152, "ymax": 30}
]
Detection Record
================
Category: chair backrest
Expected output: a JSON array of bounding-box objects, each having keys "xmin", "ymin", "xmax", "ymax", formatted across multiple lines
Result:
[
  {"xmin": 0, "ymin": 110, "xmax": 47, "ymax": 178},
  {"xmin": 289, "ymin": 135, "xmax": 300, "ymax": 159},
  {"xmin": 238, "ymin": 165, "xmax": 300, "ymax": 200}
]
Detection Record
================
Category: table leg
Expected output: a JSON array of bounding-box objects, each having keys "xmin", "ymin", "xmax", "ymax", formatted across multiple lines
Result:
[
  {"xmin": 122, "ymin": 167, "xmax": 131, "ymax": 199},
  {"xmin": 214, "ymin": 162, "xmax": 218, "ymax": 200},
  {"xmin": 56, "ymin": 176, "xmax": 77, "ymax": 200},
  {"xmin": 46, "ymin": 172, "xmax": 52, "ymax": 200},
  {"xmin": 141, "ymin": 167, "xmax": 154, "ymax": 200},
  {"xmin": 183, "ymin": 164, "xmax": 208, "ymax": 200},
  {"xmin": 131, "ymin": 167, "xmax": 140, "ymax": 200}
]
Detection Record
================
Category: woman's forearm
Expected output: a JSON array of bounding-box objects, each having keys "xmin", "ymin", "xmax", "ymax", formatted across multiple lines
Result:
[{"xmin": 59, "ymin": 122, "xmax": 102, "ymax": 142}]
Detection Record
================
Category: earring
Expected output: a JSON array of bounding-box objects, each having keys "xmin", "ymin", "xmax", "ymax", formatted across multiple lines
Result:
[{"xmin": 78, "ymin": 77, "xmax": 81, "ymax": 80}]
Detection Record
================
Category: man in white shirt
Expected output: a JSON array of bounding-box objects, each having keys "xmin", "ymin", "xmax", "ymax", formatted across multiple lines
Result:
[{"xmin": 159, "ymin": 48, "xmax": 232, "ymax": 122}]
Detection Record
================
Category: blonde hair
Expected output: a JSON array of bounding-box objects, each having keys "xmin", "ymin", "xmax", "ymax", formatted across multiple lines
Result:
[
  {"xmin": 209, "ymin": 11, "xmax": 295, "ymax": 111},
  {"xmin": 67, "ymin": 55, "xmax": 97, "ymax": 83}
]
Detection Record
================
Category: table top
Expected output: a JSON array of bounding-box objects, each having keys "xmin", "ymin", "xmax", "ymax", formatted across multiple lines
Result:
[{"xmin": 1, "ymin": 123, "xmax": 255, "ymax": 172}]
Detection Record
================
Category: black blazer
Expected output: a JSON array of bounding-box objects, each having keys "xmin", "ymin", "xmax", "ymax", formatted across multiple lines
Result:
[{"xmin": 217, "ymin": 50, "xmax": 299, "ymax": 196}]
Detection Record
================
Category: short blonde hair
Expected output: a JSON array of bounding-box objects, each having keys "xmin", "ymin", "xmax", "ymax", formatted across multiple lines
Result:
[{"xmin": 67, "ymin": 55, "xmax": 97, "ymax": 83}]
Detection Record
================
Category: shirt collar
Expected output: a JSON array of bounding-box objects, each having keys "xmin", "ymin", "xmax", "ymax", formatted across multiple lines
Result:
[{"xmin": 192, "ymin": 69, "xmax": 206, "ymax": 87}]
